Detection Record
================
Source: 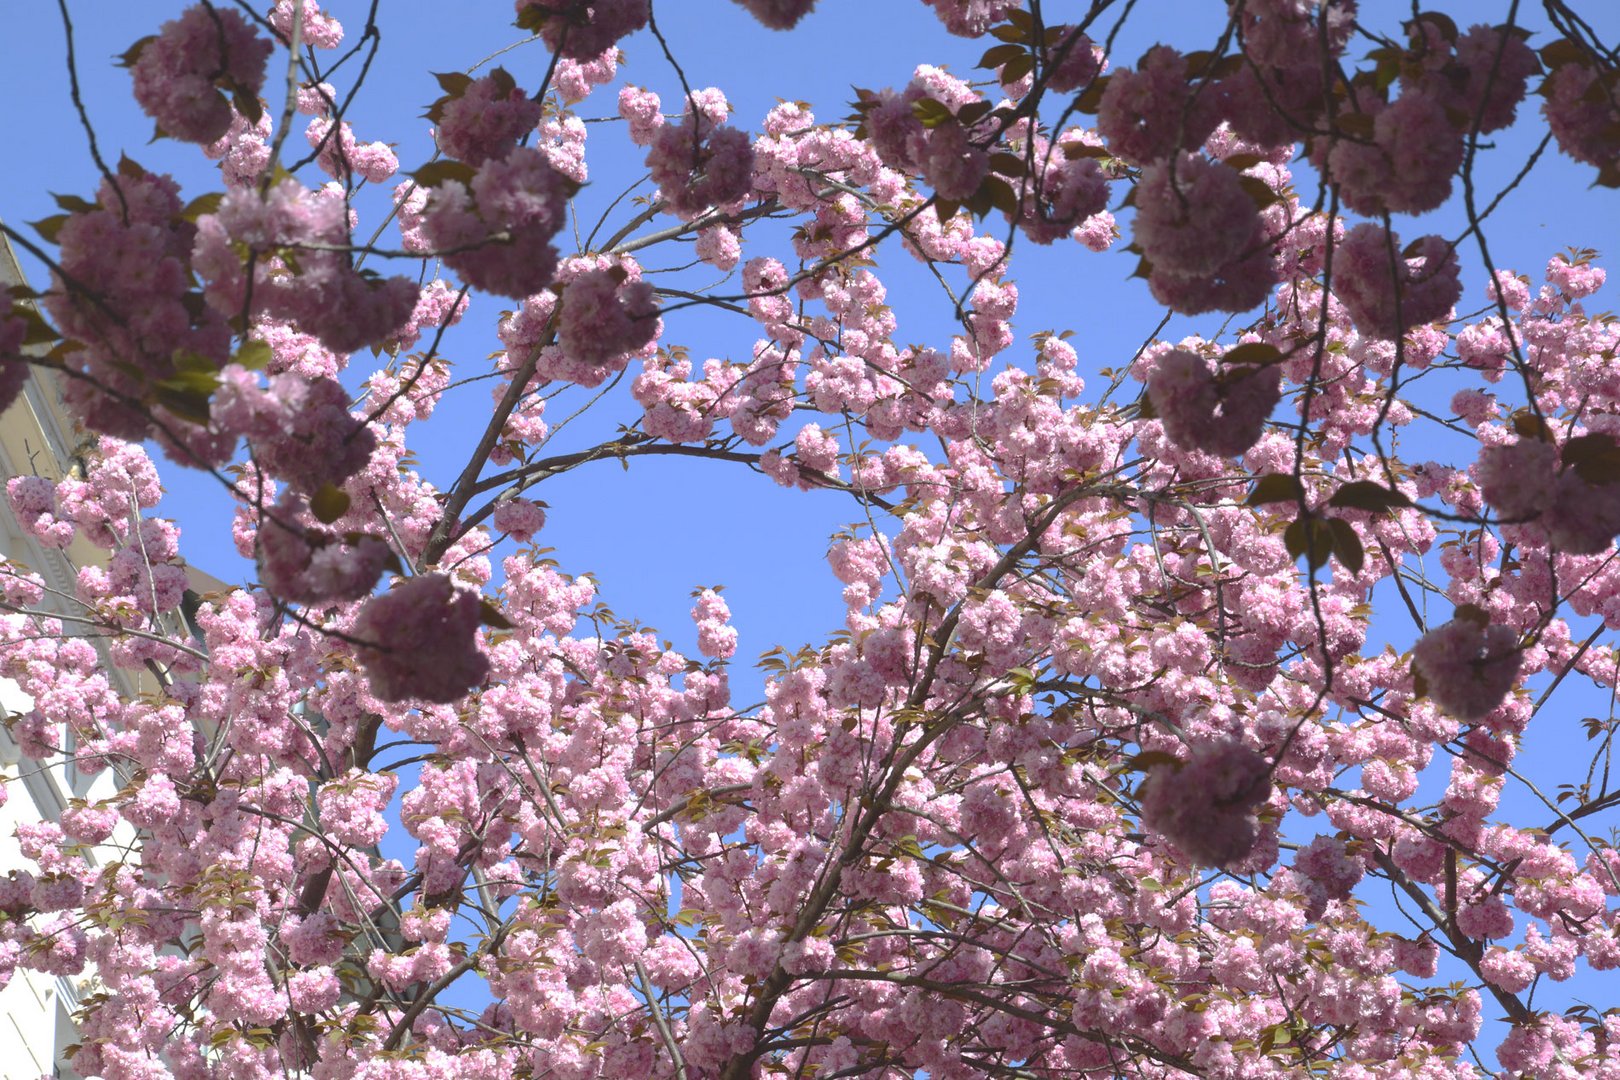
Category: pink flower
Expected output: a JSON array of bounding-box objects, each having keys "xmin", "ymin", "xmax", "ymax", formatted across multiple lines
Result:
[
  {"xmin": 128, "ymin": 5, "xmax": 272, "ymax": 144},
  {"xmin": 1477, "ymin": 439, "xmax": 1558, "ymax": 521},
  {"xmin": 692, "ymin": 588, "xmax": 738, "ymax": 659},
  {"xmin": 1327, "ymin": 92, "xmax": 1463, "ymax": 215},
  {"xmin": 435, "ymin": 71, "xmax": 542, "ymax": 166},
  {"xmin": 1008, "ymin": 141, "xmax": 1108, "ymax": 245},
  {"xmin": 1147, "ymin": 348, "xmax": 1281, "ymax": 456},
  {"xmin": 194, "ymin": 180, "xmax": 418, "ymax": 355},
  {"xmin": 1293, "ymin": 835, "xmax": 1364, "ymax": 918},
  {"xmin": 920, "ymin": 120, "xmax": 989, "ymax": 201},
  {"xmin": 1412, "ymin": 616, "xmax": 1520, "ymax": 721},
  {"xmin": 1139, "ymin": 739, "xmax": 1272, "ymax": 868},
  {"xmin": 1546, "ymin": 254, "xmax": 1607, "ymax": 298},
  {"xmin": 352, "ymin": 574, "xmax": 490, "ymax": 703},
  {"xmin": 730, "ymin": 0, "xmax": 818, "ymax": 28},
  {"xmin": 647, "ymin": 109, "xmax": 755, "ymax": 218},
  {"xmin": 1542, "ymin": 58, "xmax": 1620, "ymax": 171},
  {"xmin": 420, "ymin": 147, "xmax": 572, "ymax": 298},
  {"xmin": 270, "ymin": 0, "xmax": 344, "ymax": 49},
  {"xmin": 518, "ymin": 0, "xmax": 649, "ymax": 60},
  {"xmin": 1451, "ymin": 24, "xmax": 1539, "ymax": 134},
  {"xmin": 1333, "ymin": 225, "xmax": 1461, "ymax": 340},
  {"xmin": 256, "ymin": 495, "xmax": 392, "ymax": 605},
  {"xmin": 1134, "ymin": 155, "xmax": 1265, "ymax": 278},
  {"xmin": 123, "ymin": 773, "xmax": 181, "ymax": 827},
  {"xmin": 492, "ymin": 497, "xmax": 547, "ymax": 542},
  {"xmin": 305, "ymin": 117, "xmax": 398, "ymax": 183},
  {"xmin": 1097, "ymin": 46, "xmax": 1220, "ymax": 164},
  {"xmin": 558, "ymin": 267, "xmax": 661, "ymax": 373},
  {"xmin": 287, "ymin": 967, "xmax": 340, "ymax": 1013},
  {"xmin": 317, "ymin": 769, "xmax": 398, "ymax": 847},
  {"xmin": 1041, "ymin": 28, "xmax": 1104, "ymax": 93},
  {"xmin": 618, "ymin": 85, "xmax": 665, "ymax": 146}
]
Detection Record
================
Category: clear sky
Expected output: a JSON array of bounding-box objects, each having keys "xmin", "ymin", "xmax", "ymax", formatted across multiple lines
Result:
[
  {"xmin": 2, "ymin": 1, "xmax": 1615, "ymax": 658},
  {"xmin": 3, "ymin": 0, "xmax": 1620, "ymax": 1059}
]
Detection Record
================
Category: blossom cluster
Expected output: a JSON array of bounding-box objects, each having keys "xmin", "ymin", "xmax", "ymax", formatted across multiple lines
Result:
[{"xmin": 3, "ymin": 3, "xmax": 1620, "ymax": 1079}]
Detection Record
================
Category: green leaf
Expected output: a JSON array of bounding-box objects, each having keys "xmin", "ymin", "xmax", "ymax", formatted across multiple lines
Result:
[
  {"xmin": 1062, "ymin": 141, "xmax": 1111, "ymax": 160},
  {"xmin": 1284, "ymin": 518, "xmax": 1333, "ymax": 570},
  {"xmin": 231, "ymin": 87, "xmax": 263, "ymax": 126},
  {"xmin": 173, "ymin": 350, "xmax": 218, "ymax": 376},
  {"xmin": 1327, "ymin": 518, "xmax": 1364, "ymax": 575},
  {"xmin": 479, "ymin": 599, "xmax": 514, "ymax": 629},
  {"xmin": 911, "ymin": 97, "xmax": 954, "ymax": 128},
  {"xmin": 981, "ymin": 176, "xmax": 1020, "ymax": 216},
  {"xmin": 30, "ymin": 215, "xmax": 70, "ymax": 244},
  {"xmin": 1239, "ymin": 174, "xmax": 1281, "ymax": 209},
  {"xmin": 412, "ymin": 160, "xmax": 478, "ymax": 189},
  {"xmin": 52, "ymin": 193, "xmax": 98, "ymax": 214},
  {"xmin": 1563, "ymin": 432, "xmax": 1620, "ymax": 485},
  {"xmin": 1453, "ymin": 603, "xmax": 1491, "ymax": 628},
  {"xmin": 1406, "ymin": 11, "xmax": 1459, "ymax": 43},
  {"xmin": 957, "ymin": 100, "xmax": 993, "ymax": 126},
  {"xmin": 116, "ymin": 35, "xmax": 155, "ymax": 68},
  {"xmin": 1511, "ymin": 409, "xmax": 1553, "ymax": 441},
  {"xmin": 435, "ymin": 70, "xmax": 475, "ymax": 97},
  {"xmin": 152, "ymin": 385, "xmax": 213, "ymax": 425},
  {"xmin": 234, "ymin": 341, "xmax": 273, "ymax": 371},
  {"xmin": 1223, "ymin": 342, "xmax": 1283, "ymax": 368},
  {"xmin": 1000, "ymin": 53, "xmax": 1035, "ymax": 84},
  {"xmin": 1327, "ymin": 480, "xmax": 1412, "ymax": 513},
  {"xmin": 1335, "ymin": 112, "xmax": 1376, "ymax": 139},
  {"xmin": 514, "ymin": 5, "xmax": 549, "ymax": 31},
  {"xmin": 1126, "ymin": 750, "xmax": 1181, "ymax": 771},
  {"xmin": 13, "ymin": 307, "xmax": 59, "ymax": 347},
  {"xmin": 1075, "ymin": 77, "xmax": 1109, "ymax": 114},
  {"xmin": 310, "ymin": 484, "xmax": 351, "ymax": 524},
  {"xmin": 182, "ymin": 192, "xmax": 225, "ymax": 222},
  {"xmin": 988, "ymin": 24, "xmax": 1026, "ymax": 44},
  {"xmin": 1539, "ymin": 37, "xmax": 1590, "ymax": 68},
  {"xmin": 977, "ymin": 43, "xmax": 1026, "ymax": 69},
  {"xmin": 934, "ymin": 198, "xmax": 960, "ymax": 224},
  {"xmin": 1246, "ymin": 473, "xmax": 1304, "ymax": 507},
  {"xmin": 965, "ymin": 185, "xmax": 994, "ymax": 219},
  {"xmin": 989, "ymin": 152, "xmax": 1028, "ymax": 178}
]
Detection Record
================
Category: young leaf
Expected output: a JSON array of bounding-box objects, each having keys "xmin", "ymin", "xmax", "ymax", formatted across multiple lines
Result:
[
  {"xmin": 1223, "ymin": 342, "xmax": 1283, "ymax": 367},
  {"xmin": 1327, "ymin": 480, "xmax": 1412, "ymax": 513},
  {"xmin": 1284, "ymin": 518, "xmax": 1333, "ymax": 569},
  {"xmin": 1327, "ymin": 518, "xmax": 1365, "ymax": 575},
  {"xmin": 434, "ymin": 71, "xmax": 475, "ymax": 97},
  {"xmin": 1247, "ymin": 473, "xmax": 1304, "ymax": 507},
  {"xmin": 310, "ymin": 484, "xmax": 351, "ymax": 524}
]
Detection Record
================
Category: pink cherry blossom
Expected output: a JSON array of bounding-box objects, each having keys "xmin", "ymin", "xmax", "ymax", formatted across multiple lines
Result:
[
  {"xmin": 1139, "ymin": 739, "xmax": 1272, "ymax": 869},
  {"xmin": 352, "ymin": 573, "xmax": 490, "ymax": 702},
  {"xmin": 128, "ymin": 4, "xmax": 272, "ymax": 144},
  {"xmin": 1333, "ymin": 225, "xmax": 1462, "ymax": 340}
]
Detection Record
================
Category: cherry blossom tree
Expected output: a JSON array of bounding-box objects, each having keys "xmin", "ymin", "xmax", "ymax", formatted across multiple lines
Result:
[{"xmin": 2, "ymin": 1, "xmax": 1620, "ymax": 1077}]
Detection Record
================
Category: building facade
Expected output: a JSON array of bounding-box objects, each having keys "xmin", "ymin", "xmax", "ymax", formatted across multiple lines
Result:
[{"xmin": 0, "ymin": 229, "xmax": 223, "ymax": 1079}]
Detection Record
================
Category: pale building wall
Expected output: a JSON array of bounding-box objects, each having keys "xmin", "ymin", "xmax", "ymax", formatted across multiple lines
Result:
[
  {"xmin": 0, "ymin": 228, "xmax": 225, "ymax": 1080},
  {"xmin": 0, "ymin": 227, "xmax": 102, "ymax": 1079}
]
